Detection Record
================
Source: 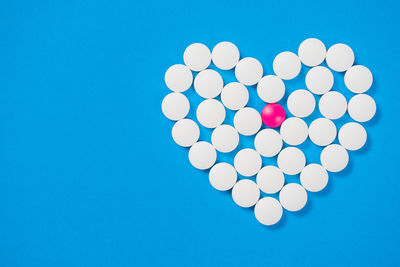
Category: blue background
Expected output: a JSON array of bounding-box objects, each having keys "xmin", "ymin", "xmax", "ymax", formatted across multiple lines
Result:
[{"xmin": 0, "ymin": 0, "xmax": 399, "ymax": 266}]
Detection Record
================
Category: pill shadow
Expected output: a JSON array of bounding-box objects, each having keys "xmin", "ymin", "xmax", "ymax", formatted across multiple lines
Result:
[
  {"xmin": 294, "ymin": 198, "xmax": 313, "ymax": 217},
  {"xmin": 260, "ymin": 212, "xmax": 288, "ymax": 230},
  {"xmin": 335, "ymin": 158, "xmax": 354, "ymax": 177},
  {"xmin": 366, "ymin": 76, "xmax": 378, "ymax": 95},
  {"xmin": 313, "ymin": 175, "xmax": 334, "ymax": 197},
  {"xmin": 363, "ymin": 105, "xmax": 381, "ymax": 127},
  {"xmin": 353, "ymin": 134, "xmax": 372, "ymax": 155}
]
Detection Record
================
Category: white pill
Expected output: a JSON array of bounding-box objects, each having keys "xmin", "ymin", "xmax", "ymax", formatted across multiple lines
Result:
[
  {"xmin": 308, "ymin": 118, "xmax": 337, "ymax": 146},
  {"xmin": 298, "ymin": 38, "xmax": 326, "ymax": 67},
  {"xmin": 183, "ymin": 43, "xmax": 211, "ymax": 71},
  {"xmin": 196, "ymin": 99, "xmax": 226, "ymax": 128},
  {"xmin": 209, "ymin": 163, "xmax": 237, "ymax": 191},
  {"xmin": 221, "ymin": 82, "xmax": 249, "ymax": 110},
  {"xmin": 254, "ymin": 197, "xmax": 283, "ymax": 226},
  {"xmin": 256, "ymin": 75, "xmax": 285, "ymax": 103},
  {"xmin": 256, "ymin": 166, "xmax": 285, "ymax": 194},
  {"xmin": 319, "ymin": 91, "xmax": 347, "ymax": 120},
  {"xmin": 305, "ymin": 66, "xmax": 334, "ymax": 95},
  {"xmin": 234, "ymin": 148, "xmax": 262, "ymax": 177},
  {"xmin": 279, "ymin": 183, "xmax": 308, "ymax": 212},
  {"xmin": 194, "ymin": 69, "xmax": 223, "ymax": 99},
  {"xmin": 277, "ymin": 147, "xmax": 306, "ymax": 175},
  {"xmin": 344, "ymin": 65, "xmax": 373, "ymax": 94},
  {"xmin": 300, "ymin": 164, "xmax": 329, "ymax": 192},
  {"xmin": 338, "ymin": 122, "xmax": 367, "ymax": 151},
  {"xmin": 235, "ymin": 57, "xmax": 263, "ymax": 86},
  {"xmin": 211, "ymin": 41, "xmax": 240, "ymax": 70},
  {"xmin": 161, "ymin": 92, "xmax": 190, "ymax": 121},
  {"xmin": 320, "ymin": 144, "xmax": 349, "ymax": 173},
  {"xmin": 287, "ymin": 89, "xmax": 316, "ymax": 118},
  {"xmin": 233, "ymin": 107, "xmax": 262, "ymax": 136},
  {"xmin": 280, "ymin": 117, "xmax": 308, "ymax": 146},
  {"xmin": 254, "ymin": 129, "xmax": 283, "ymax": 157},
  {"xmin": 188, "ymin": 141, "xmax": 217, "ymax": 170},
  {"xmin": 211, "ymin": 124, "xmax": 239, "ymax": 153},
  {"xmin": 164, "ymin": 64, "xmax": 193, "ymax": 92},
  {"xmin": 273, "ymin": 51, "xmax": 301, "ymax": 80},
  {"xmin": 172, "ymin": 119, "xmax": 200, "ymax": 147},
  {"xmin": 232, "ymin": 179, "xmax": 260, "ymax": 208},
  {"xmin": 326, "ymin": 43, "xmax": 354, "ymax": 72},
  {"xmin": 348, "ymin": 94, "xmax": 376, "ymax": 122}
]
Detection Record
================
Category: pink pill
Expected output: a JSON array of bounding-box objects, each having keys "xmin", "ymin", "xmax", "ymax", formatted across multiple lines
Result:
[{"xmin": 261, "ymin": 103, "xmax": 286, "ymax": 128}]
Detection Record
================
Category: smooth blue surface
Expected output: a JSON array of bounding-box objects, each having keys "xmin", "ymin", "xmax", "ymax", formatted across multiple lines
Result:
[{"xmin": 1, "ymin": 0, "xmax": 399, "ymax": 266}]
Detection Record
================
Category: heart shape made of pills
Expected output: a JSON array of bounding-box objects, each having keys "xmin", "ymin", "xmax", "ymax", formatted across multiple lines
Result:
[{"xmin": 161, "ymin": 39, "xmax": 376, "ymax": 226}]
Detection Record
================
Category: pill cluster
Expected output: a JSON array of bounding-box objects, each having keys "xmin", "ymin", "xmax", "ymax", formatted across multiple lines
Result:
[{"xmin": 162, "ymin": 39, "xmax": 376, "ymax": 226}]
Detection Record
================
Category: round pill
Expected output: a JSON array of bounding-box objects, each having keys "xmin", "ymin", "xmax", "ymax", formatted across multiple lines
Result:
[
  {"xmin": 196, "ymin": 99, "xmax": 226, "ymax": 128},
  {"xmin": 287, "ymin": 89, "xmax": 316, "ymax": 118},
  {"xmin": 300, "ymin": 164, "xmax": 329, "ymax": 192},
  {"xmin": 338, "ymin": 122, "xmax": 367, "ymax": 151},
  {"xmin": 161, "ymin": 92, "xmax": 190, "ymax": 121},
  {"xmin": 326, "ymin": 43, "xmax": 354, "ymax": 72},
  {"xmin": 188, "ymin": 141, "xmax": 217, "ymax": 170},
  {"xmin": 273, "ymin": 51, "xmax": 301, "ymax": 80},
  {"xmin": 298, "ymin": 38, "xmax": 326, "ymax": 67},
  {"xmin": 220, "ymin": 82, "xmax": 249, "ymax": 110},
  {"xmin": 254, "ymin": 129, "xmax": 283, "ymax": 157},
  {"xmin": 261, "ymin": 103, "xmax": 286, "ymax": 128},
  {"xmin": 164, "ymin": 64, "xmax": 193, "ymax": 92},
  {"xmin": 233, "ymin": 107, "xmax": 262, "ymax": 136},
  {"xmin": 172, "ymin": 119, "xmax": 200, "ymax": 147},
  {"xmin": 319, "ymin": 91, "xmax": 347, "ymax": 120},
  {"xmin": 308, "ymin": 118, "xmax": 337, "ymax": 146},
  {"xmin": 279, "ymin": 183, "xmax": 308, "ymax": 212},
  {"xmin": 344, "ymin": 65, "xmax": 373, "ymax": 94},
  {"xmin": 257, "ymin": 75, "xmax": 285, "ymax": 103},
  {"xmin": 280, "ymin": 117, "xmax": 308, "ymax": 146},
  {"xmin": 348, "ymin": 94, "xmax": 376, "ymax": 122},
  {"xmin": 256, "ymin": 166, "xmax": 285, "ymax": 194},
  {"xmin": 209, "ymin": 162, "xmax": 237, "ymax": 191},
  {"xmin": 277, "ymin": 147, "xmax": 306, "ymax": 175},
  {"xmin": 183, "ymin": 43, "xmax": 211, "ymax": 71},
  {"xmin": 235, "ymin": 57, "xmax": 263, "ymax": 86},
  {"xmin": 194, "ymin": 69, "xmax": 224, "ymax": 99},
  {"xmin": 234, "ymin": 148, "xmax": 262, "ymax": 177},
  {"xmin": 305, "ymin": 66, "xmax": 334, "ymax": 95},
  {"xmin": 211, "ymin": 124, "xmax": 239, "ymax": 153},
  {"xmin": 232, "ymin": 179, "xmax": 260, "ymax": 208},
  {"xmin": 211, "ymin": 41, "xmax": 240, "ymax": 70},
  {"xmin": 254, "ymin": 197, "xmax": 283, "ymax": 226},
  {"xmin": 320, "ymin": 144, "xmax": 349, "ymax": 173}
]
